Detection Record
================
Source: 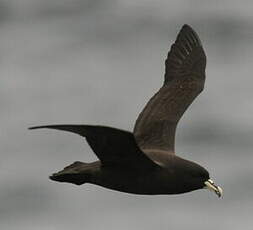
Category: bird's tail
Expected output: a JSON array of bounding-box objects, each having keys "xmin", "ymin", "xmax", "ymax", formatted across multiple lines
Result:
[{"xmin": 49, "ymin": 161, "xmax": 91, "ymax": 185}]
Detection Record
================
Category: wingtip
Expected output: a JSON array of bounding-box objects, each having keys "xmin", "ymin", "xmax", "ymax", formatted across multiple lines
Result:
[
  {"xmin": 28, "ymin": 126, "xmax": 41, "ymax": 130},
  {"xmin": 182, "ymin": 24, "xmax": 191, "ymax": 29},
  {"xmin": 28, "ymin": 125, "xmax": 52, "ymax": 130},
  {"xmin": 27, "ymin": 124, "xmax": 89, "ymax": 136},
  {"xmin": 178, "ymin": 24, "xmax": 202, "ymax": 46},
  {"xmin": 164, "ymin": 24, "xmax": 206, "ymax": 84},
  {"xmin": 181, "ymin": 24, "xmax": 194, "ymax": 32}
]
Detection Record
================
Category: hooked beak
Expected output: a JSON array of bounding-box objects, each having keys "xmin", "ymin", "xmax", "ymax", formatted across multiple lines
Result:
[{"xmin": 204, "ymin": 179, "xmax": 223, "ymax": 198}]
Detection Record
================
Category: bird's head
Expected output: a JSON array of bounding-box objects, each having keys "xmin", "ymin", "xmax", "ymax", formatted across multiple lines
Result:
[{"xmin": 173, "ymin": 157, "xmax": 223, "ymax": 198}]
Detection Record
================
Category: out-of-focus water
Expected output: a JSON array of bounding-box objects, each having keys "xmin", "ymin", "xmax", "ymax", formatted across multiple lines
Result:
[{"xmin": 1, "ymin": 1, "xmax": 253, "ymax": 229}]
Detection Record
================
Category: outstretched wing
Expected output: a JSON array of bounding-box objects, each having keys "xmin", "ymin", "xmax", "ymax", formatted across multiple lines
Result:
[
  {"xmin": 134, "ymin": 25, "xmax": 206, "ymax": 153},
  {"xmin": 29, "ymin": 125, "xmax": 159, "ymax": 170}
]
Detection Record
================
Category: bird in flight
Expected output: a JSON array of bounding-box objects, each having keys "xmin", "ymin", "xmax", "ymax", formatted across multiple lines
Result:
[{"xmin": 30, "ymin": 25, "xmax": 222, "ymax": 198}]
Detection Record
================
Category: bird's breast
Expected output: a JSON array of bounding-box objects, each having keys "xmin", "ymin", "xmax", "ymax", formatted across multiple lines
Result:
[{"xmin": 90, "ymin": 166, "xmax": 177, "ymax": 195}]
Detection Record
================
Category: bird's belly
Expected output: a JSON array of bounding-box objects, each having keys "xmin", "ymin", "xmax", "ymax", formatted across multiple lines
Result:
[{"xmin": 90, "ymin": 168, "xmax": 170, "ymax": 195}]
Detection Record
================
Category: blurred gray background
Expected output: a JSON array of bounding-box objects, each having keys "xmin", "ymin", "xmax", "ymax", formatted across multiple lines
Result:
[{"xmin": 1, "ymin": 0, "xmax": 253, "ymax": 229}]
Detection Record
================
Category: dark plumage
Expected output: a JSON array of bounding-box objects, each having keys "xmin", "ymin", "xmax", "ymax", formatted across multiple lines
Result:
[{"xmin": 30, "ymin": 25, "xmax": 222, "ymax": 197}]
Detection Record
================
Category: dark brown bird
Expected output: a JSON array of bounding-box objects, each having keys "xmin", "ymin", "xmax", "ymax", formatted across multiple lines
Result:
[{"xmin": 30, "ymin": 25, "xmax": 222, "ymax": 197}]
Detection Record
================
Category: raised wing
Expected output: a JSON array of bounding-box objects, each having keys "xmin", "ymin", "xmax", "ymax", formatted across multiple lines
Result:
[
  {"xmin": 134, "ymin": 25, "xmax": 206, "ymax": 153},
  {"xmin": 29, "ymin": 125, "xmax": 159, "ymax": 170}
]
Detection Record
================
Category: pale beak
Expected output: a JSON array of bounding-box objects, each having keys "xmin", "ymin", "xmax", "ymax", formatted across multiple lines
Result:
[{"xmin": 204, "ymin": 179, "xmax": 223, "ymax": 198}]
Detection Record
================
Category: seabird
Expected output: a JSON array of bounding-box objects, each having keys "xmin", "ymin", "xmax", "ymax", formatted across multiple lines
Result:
[{"xmin": 30, "ymin": 25, "xmax": 223, "ymax": 198}]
